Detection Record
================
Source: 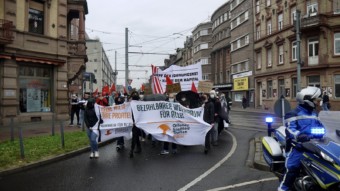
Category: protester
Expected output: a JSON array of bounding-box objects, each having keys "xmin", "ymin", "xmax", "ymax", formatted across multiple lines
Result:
[
  {"xmin": 210, "ymin": 90, "xmax": 220, "ymax": 146},
  {"xmin": 161, "ymin": 93, "xmax": 178, "ymax": 155},
  {"xmin": 84, "ymin": 98, "xmax": 101, "ymax": 158},
  {"xmin": 321, "ymin": 91, "xmax": 330, "ymax": 111},
  {"xmin": 202, "ymin": 93, "xmax": 214, "ymax": 154},
  {"xmin": 109, "ymin": 91, "xmax": 116, "ymax": 106},
  {"xmin": 96, "ymin": 92, "xmax": 109, "ymax": 106},
  {"xmin": 79, "ymin": 93, "xmax": 89, "ymax": 128},
  {"xmin": 69, "ymin": 94, "xmax": 80, "ymax": 126},
  {"xmin": 129, "ymin": 91, "xmax": 142, "ymax": 158},
  {"xmin": 115, "ymin": 92, "xmax": 126, "ymax": 151}
]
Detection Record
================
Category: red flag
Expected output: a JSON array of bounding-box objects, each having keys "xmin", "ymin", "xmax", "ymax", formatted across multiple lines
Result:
[
  {"xmin": 191, "ymin": 81, "xmax": 197, "ymax": 93},
  {"xmin": 141, "ymin": 84, "xmax": 145, "ymax": 92},
  {"xmin": 102, "ymin": 85, "xmax": 109, "ymax": 95},
  {"xmin": 165, "ymin": 75, "xmax": 173, "ymax": 85},
  {"xmin": 110, "ymin": 84, "xmax": 116, "ymax": 93},
  {"xmin": 92, "ymin": 88, "xmax": 98, "ymax": 97}
]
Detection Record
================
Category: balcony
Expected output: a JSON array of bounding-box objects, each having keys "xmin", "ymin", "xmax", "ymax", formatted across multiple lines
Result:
[
  {"xmin": 301, "ymin": 14, "xmax": 327, "ymax": 31},
  {"xmin": 67, "ymin": 41, "xmax": 86, "ymax": 56},
  {"xmin": 0, "ymin": 19, "xmax": 14, "ymax": 44}
]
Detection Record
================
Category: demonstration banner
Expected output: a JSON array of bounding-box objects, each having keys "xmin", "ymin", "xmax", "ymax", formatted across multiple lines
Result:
[
  {"xmin": 152, "ymin": 62, "xmax": 202, "ymax": 94},
  {"xmin": 130, "ymin": 100, "xmax": 211, "ymax": 146},
  {"xmin": 98, "ymin": 103, "xmax": 133, "ymax": 142}
]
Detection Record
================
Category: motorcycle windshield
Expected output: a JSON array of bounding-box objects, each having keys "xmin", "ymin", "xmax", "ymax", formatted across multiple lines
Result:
[{"xmin": 319, "ymin": 111, "xmax": 340, "ymax": 144}]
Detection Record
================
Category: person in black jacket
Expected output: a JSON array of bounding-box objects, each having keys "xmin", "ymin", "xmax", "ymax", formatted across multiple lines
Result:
[
  {"xmin": 84, "ymin": 98, "xmax": 100, "ymax": 158},
  {"xmin": 210, "ymin": 90, "xmax": 221, "ymax": 145},
  {"xmin": 129, "ymin": 91, "xmax": 142, "ymax": 158},
  {"xmin": 321, "ymin": 91, "xmax": 330, "ymax": 111},
  {"xmin": 202, "ymin": 93, "xmax": 214, "ymax": 154}
]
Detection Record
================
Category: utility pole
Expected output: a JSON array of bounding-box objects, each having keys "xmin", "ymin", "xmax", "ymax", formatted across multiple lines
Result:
[
  {"xmin": 296, "ymin": 10, "xmax": 301, "ymax": 92},
  {"xmin": 115, "ymin": 51, "xmax": 117, "ymax": 84},
  {"xmin": 125, "ymin": 28, "xmax": 129, "ymax": 90}
]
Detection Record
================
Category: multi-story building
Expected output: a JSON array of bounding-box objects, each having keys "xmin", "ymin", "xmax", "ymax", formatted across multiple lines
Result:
[
  {"xmin": 0, "ymin": 0, "xmax": 88, "ymax": 124},
  {"xmin": 192, "ymin": 22, "xmax": 212, "ymax": 81},
  {"xmin": 182, "ymin": 36, "xmax": 194, "ymax": 66},
  {"xmin": 254, "ymin": 0, "xmax": 340, "ymax": 111},
  {"xmin": 86, "ymin": 38, "xmax": 115, "ymax": 94},
  {"xmin": 211, "ymin": 2, "xmax": 232, "ymax": 97},
  {"xmin": 229, "ymin": 0, "xmax": 255, "ymax": 107}
]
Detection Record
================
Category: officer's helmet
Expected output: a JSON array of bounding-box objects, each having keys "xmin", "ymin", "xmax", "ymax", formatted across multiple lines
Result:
[{"xmin": 296, "ymin": 86, "xmax": 321, "ymax": 108}]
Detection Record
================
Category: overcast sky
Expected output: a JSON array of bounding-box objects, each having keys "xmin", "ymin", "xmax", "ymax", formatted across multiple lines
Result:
[{"xmin": 86, "ymin": 0, "xmax": 228, "ymax": 89}]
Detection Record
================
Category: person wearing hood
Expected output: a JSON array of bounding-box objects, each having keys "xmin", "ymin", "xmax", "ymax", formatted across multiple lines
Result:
[
  {"xmin": 202, "ymin": 93, "xmax": 215, "ymax": 154},
  {"xmin": 84, "ymin": 98, "xmax": 101, "ymax": 158},
  {"xmin": 209, "ymin": 90, "xmax": 221, "ymax": 146}
]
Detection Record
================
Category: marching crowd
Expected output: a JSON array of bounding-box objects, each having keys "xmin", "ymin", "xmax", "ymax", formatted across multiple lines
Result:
[{"xmin": 69, "ymin": 90, "xmax": 232, "ymax": 159}]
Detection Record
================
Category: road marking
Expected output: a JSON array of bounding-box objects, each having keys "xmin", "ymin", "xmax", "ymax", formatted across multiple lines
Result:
[
  {"xmin": 178, "ymin": 131, "xmax": 237, "ymax": 191},
  {"xmin": 206, "ymin": 177, "xmax": 278, "ymax": 191}
]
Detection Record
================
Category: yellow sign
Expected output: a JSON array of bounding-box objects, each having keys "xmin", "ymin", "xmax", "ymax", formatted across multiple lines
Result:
[
  {"xmin": 166, "ymin": 83, "xmax": 181, "ymax": 93},
  {"xmin": 198, "ymin": 81, "xmax": 213, "ymax": 93},
  {"xmin": 233, "ymin": 77, "xmax": 248, "ymax": 91}
]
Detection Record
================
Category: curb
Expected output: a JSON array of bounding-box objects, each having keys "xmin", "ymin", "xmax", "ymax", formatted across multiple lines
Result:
[
  {"xmin": 252, "ymin": 137, "xmax": 270, "ymax": 172},
  {"xmin": 0, "ymin": 139, "xmax": 116, "ymax": 177}
]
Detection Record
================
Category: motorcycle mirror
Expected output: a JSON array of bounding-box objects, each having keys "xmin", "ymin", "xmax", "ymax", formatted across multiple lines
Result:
[{"xmin": 336, "ymin": 129, "xmax": 340, "ymax": 137}]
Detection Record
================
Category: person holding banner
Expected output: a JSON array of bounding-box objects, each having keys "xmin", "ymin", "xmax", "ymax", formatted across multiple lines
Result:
[
  {"xmin": 84, "ymin": 98, "xmax": 101, "ymax": 158},
  {"xmin": 96, "ymin": 92, "xmax": 109, "ymax": 106},
  {"xmin": 161, "ymin": 93, "xmax": 178, "ymax": 155},
  {"xmin": 202, "ymin": 93, "xmax": 215, "ymax": 154},
  {"xmin": 210, "ymin": 90, "xmax": 220, "ymax": 146},
  {"xmin": 115, "ymin": 92, "xmax": 126, "ymax": 151},
  {"xmin": 129, "ymin": 91, "xmax": 142, "ymax": 158}
]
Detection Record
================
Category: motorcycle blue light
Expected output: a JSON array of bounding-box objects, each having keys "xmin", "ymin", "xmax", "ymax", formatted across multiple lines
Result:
[
  {"xmin": 265, "ymin": 117, "xmax": 273, "ymax": 123},
  {"xmin": 311, "ymin": 128, "xmax": 325, "ymax": 135}
]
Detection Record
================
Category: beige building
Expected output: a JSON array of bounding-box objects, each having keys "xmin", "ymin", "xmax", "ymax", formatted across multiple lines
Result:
[
  {"xmin": 211, "ymin": 2, "xmax": 232, "ymax": 97},
  {"xmin": 0, "ymin": 0, "xmax": 88, "ymax": 125},
  {"xmin": 254, "ymin": 0, "xmax": 340, "ymax": 111},
  {"xmin": 192, "ymin": 22, "xmax": 212, "ymax": 81}
]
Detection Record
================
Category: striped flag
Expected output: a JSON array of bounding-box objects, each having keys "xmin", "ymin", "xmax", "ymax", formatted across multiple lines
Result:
[{"xmin": 151, "ymin": 65, "xmax": 164, "ymax": 94}]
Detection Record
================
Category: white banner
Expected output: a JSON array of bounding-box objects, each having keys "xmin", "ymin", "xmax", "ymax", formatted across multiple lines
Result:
[
  {"xmin": 98, "ymin": 103, "xmax": 133, "ymax": 142},
  {"xmin": 130, "ymin": 100, "xmax": 211, "ymax": 146},
  {"xmin": 153, "ymin": 62, "xmax": 202, "ymax": 93}
]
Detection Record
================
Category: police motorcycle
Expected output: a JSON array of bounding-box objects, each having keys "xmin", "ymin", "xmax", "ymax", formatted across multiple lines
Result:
[{"xmin": 262, "ymin": 99, "xmax": 340, "ymax": 190}]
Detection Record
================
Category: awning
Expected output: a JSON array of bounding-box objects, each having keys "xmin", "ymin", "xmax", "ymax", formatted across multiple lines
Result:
[{"xmin": 16, "ymin": 56, "xmax": 65, "ymax": 66}]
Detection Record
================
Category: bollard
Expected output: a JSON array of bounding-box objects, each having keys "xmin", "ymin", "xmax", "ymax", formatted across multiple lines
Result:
[
  {"xmin": 60, "ymin": 121, "xmax": 65, "ymax": 149},
  {"xmin": 19, "ymin": 126, "xmax": 25, "ymax": 159},
  {"xmin": 51, "ymin": 113, "xmax": 55, "ymax": 136},
  {"xmin": 10, "ymin": 117, "xmax": 14, "ymax": 142}
]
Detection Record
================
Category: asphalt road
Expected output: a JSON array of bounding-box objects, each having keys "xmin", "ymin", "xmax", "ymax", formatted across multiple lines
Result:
[{"xmin": 0, "ymin": 111, "xmax": 280, "ymax": 191}]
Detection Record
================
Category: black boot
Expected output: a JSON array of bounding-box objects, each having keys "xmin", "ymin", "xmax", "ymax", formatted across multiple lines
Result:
[{"xmin": 129, "ymin": 151, "xmax": 134, "ymax": 158}]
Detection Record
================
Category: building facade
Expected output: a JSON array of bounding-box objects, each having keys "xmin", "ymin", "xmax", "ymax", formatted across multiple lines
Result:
[
  {"xmin": 86, "ymin": 38, "xmax": 115, "ymax": 95},
  {"xmin": 0, "ymin": 0, "xmax": 88, "ymax": 124},
  {"xmin": 229, "ymin": 0, "xmax": 255, "ymax": 107},
  {"xmin": 211, "ymin": 2, "xmax": 232, "ymax": 97},
  {"xmin": 254, "ymin": 0, "xmax": 340, "ymax": 111},
  {"xmin": 192, "ymin": 22, "xmax": 212, "ymax": 81}
]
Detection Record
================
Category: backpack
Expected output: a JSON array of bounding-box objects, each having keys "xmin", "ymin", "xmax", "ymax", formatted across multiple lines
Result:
[{"xmin": 85, "ymin": 108, "xmax": 98, "ymax": 128}]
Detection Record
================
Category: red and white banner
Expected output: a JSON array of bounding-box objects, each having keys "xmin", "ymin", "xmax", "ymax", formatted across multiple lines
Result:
[
  {"xmin": 130, "ymin": 100, "xmax": 210, "ymax": 146},
  {"xmin": 151, "ymin": 62, "xmax": 202, "ymax": 94}
]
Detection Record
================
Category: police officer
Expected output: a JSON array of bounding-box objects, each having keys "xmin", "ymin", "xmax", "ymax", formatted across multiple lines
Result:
[{"xmin": 278, "ymin": 86, "xmax": 324, "ymax": 191}]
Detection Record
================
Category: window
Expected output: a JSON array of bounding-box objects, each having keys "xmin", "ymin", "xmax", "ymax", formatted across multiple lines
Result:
[
  {"xmin": 224, "ymin": 13, "xmax": 228, "ymax": 21},
  {"xmin": 256, "ymin": 52, "xmax": 262, "ymax": 69},
  {"xmin": 278, "ymin": 79, "xmax": 285, "ymax": 97},
  {"xmin": 334, "ymin": 0, "xmax": 340, "ymax": 14},
  {"xmin": 334, "ymin": 33, "xmax": 340, "ymax": 55},
  {"xmin": 29, "ymin": 1, "xmax": 44, "ymax": 34},
  {"xmin": 308, "ymin": 38, "xmax": 319, "ymax": 65},
  {"xmin": 226, "ymin": 71, "xmax": 230, "ymax": 83},
  {"xmin": 231, "ymin": 60, "xmax": 249, "ymax": 74},
  {"xmin": 292, "ymin": 78, "xmax": 297, "ymax": 98},
  {"xmin": 291, "ymin": 6, "xmax": 296, "ymax": 25},
  {"xmin": 256, "ymin": 25, "xmax": 261, "ymax": 40},
  {"xmin": 292, "ymin": 41, "xmax": 297, "ymax": 61},
  {"xmin": 308, "ymin": 75, "xmax": 320, "ymax": 87},
  {"xmin": 267, "ymin": 0, "xmax": 271, "ymax": 7},
  {"xmin": 335, "ymin": 75, "xmax": 340, "ymax": 98},
  {"xmin": 256, "ymin": 0, "xmax": 260, "ymax": 13},
  {"xmin": 234, "ymin": 92, "xmax": 243, "ymax": 102},
  {"xmin": 202, "ymin": 73, "xmax": 209, "ymax": 80},
  {"xmin": 307, "ymin": 1, "xmax": 318, "ymax": 16},
  {"xmin": 267, "ymin": 80, "xmax": 273, "ymax": 98},
  {"xmin": 278, "ymin": 13, "xmax": 283, "ymax": 30},
  {"xmin": 278, "ymin": 45, "xmax": 284, "ymax": 64},
  {"xmin": 231, "ymin": 11, "xmax": 249, "ymax": 29},
  {"xmin": 200, "ymin": 29, "xmax": 208, "ymax": 36},
  {"xmin": 19, "ymin": 65, "xmax": 52, "ymax": 113},
  {"xmin": 267, "ymin": 48, "xmax": 272, "ymax": 67},
  {"xmin": 267, "ymin": 20, "xmax": 272, "ymax": 35},
  {"xmin": 231, "ymin": 34, "xmax": 249, "ymax": 51}
]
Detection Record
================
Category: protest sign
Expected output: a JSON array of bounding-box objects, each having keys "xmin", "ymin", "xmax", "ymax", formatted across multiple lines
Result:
[
  {"xmin": 152, "ymin": 62, "xmax": 202, "ymax": 94},
  {"xmin": 166, "ymin": 83, "xmax": 181, "ymax": 93},
  {"xmin": 98, "ymin": 103, "xmax": 133, "ymax": 142},
  {"xmin": 198, "ymin": 81, "xmax": 213, "ymax": 93},
  {"xmin": 130, "ymin": 100, "xmax": 211, "ymax": 145}
]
